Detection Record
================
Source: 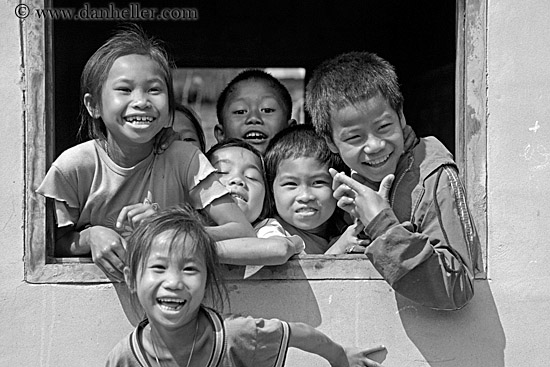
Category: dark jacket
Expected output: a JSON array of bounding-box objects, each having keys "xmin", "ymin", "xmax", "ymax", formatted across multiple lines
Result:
[{"xmin": 358, "ymin": 126, "xmax": 483, "ymax": 310}]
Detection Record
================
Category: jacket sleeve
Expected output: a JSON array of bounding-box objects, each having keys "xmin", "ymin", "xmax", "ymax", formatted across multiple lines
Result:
[{"xmin": 364, "ymin": 165, "xmax": 481, "ymax": 310}]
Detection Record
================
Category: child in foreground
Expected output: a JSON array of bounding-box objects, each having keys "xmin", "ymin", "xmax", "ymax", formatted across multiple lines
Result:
[
  {"xmin": 262, "ymin": 124, "xmax": 369, "ymax": 254},
  {"xmin": 36, "ymin": 26, "xmax": 256, "ymax": 280},
  {"xmin": 306, "ymin": 51, "xmax": 482, "ymax": 310},
  {"xmin": 106, "ymin": 206, "xmax": 386, "ymax": 366},
  {"xmin": 214, "ymin": 69, "xmax": 296, "ymax": 154}
]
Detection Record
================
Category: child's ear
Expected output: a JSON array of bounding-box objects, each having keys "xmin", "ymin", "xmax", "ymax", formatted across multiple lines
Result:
[
  {"xmin": 123, "ymin": 266, "xmax": 135, "ymax": 293},
  {"xmin": 287, "ymin": 118, "xmax": 297, "ymax": 127},
  {"xmin": 214, "ymin": 124, "xmax": 226, "ymax": 143},
  {"xmin": 83, "ymin": 93, "xmax": 100, "ymax": 119},
  {"xmin": 398, "ymin": 107, "xmax": 407, "ymax": 129},
  {"xmin": 325, "ymin": 137, "xmax": 339, "ymax": 154}
]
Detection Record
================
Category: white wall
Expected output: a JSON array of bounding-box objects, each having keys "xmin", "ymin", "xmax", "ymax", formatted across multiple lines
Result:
[{"xmin": 1, "ymin": 0, "xmax": 549, "ymax": 366}]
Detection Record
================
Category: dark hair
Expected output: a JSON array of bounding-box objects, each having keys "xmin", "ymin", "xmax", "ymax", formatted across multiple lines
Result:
[
  {"xmin": 206, "ymin": 138, "xmax": 272, "ymax": 223},
  {"xmin": 216, "ymin": 69, "xmax": 292, "ymax": 125},
  {"xmin": 79, "ymin": 24, "xmax": 175, "ymax": 141},
  {"xmin": 125, "ymin": 205, "xmax": 227, "ymax": 310},
  {"xmin": 264, "ymin": 124, "xmax": 345, "ymax": 208},
  {"xmin": 305, "ymin": 51, "xmax": 403, "ymax": 142},
  {"xmin": 175, "ymin": 103, "xmax": 206, "ymax": 152}
]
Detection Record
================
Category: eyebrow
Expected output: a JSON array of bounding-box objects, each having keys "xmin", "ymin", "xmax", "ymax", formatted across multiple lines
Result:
[{"xmin": 214, "ymin": 159, "xmax": 262, "ymax": 171}]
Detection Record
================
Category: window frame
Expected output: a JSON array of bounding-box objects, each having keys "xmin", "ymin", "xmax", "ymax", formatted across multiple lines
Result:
[{"xmin": 23, "ymin": 0, "xmax": 487, "ymax": 283}]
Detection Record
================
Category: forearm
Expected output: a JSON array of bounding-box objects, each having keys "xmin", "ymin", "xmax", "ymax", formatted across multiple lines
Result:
[
  {"xmin": 205, "ymin": 222, "xmax": 255, "ymax": 241},
  {"xmin": 215, "ymin": 236, "xmax": 297, "ymax": 266},
  {"xmin": 288, "ymin": 322, "xmax": 348, "ymax": 367},
  {"xmin": 55, "ymin": 226, "xmax": 92, "ymax": 257},
  {"xmin": 365, "ymin": 209, "xmax": 475, "ymax": 310}
]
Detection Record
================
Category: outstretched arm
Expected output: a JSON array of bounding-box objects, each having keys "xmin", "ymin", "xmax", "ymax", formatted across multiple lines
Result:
[
  {"xmin": 288, "ymin": 322, "xmax": 385, "ymax": 367},
  {"xmin": 216, "ymin": 236, "xmax": 302, "ymax": 266},
  {"xmin": 203, "ymin": 194, "xmax": 256, "ymax": 240}
]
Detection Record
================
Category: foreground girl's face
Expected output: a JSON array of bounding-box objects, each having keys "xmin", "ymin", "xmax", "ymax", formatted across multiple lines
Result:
[
  {"xmin": 136, "ymin": 231, "xmax": 207, "ymax": 332},
  {"xmin": 210, "ymin": 146, "xmax": 266, "ymax": 223},
  {"xmin": 273, "ymin": 157, "xmax": 336, "ymax": 231},
  {"xmin": 99, "ymin": 54, "xmax": 170, "ymax": 147}
]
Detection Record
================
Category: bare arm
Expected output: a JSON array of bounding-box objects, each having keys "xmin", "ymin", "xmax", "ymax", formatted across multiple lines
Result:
[
  {"xmin": 55, "ymin": 225, "xmax": 126, "ymax": 281},
  {"xmin": 288, "ymin": 322, "xmax": 385, "ymax": 367},
  {"xmin": 216, "ymin": 236, "xmax": 301, "ymax": 266},
  {"xmin": 203, "ymin": 195, "xmax": 256, "ymax": 240}
]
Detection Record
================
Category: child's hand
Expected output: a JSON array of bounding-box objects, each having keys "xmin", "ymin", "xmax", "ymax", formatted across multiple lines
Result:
[
  {"xmin": 329, "ymin": 168, "xmax": 394, "ymax": 226},
  {"xmin": 342, "ymin": 345, "xmax": 386, "ymax": 367},
  {"xmin": 81, "ymin": 226, "xmax": 126, "ymax": 281},
  {"xmin": 326, "ymin": 222, "xmax": 371, "ymax": 254},
  {"xmin": 154, "ymin": 127, "xmax": 179, "ymax": 154},
  {"xmin": 116, "ymin": 200, "xmax": 159, "ymax": 230}
]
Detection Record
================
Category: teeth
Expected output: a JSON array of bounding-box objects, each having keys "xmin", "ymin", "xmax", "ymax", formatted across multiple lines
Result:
[
  {"xmin": 125, "ymin": 116, "xmax": 154, "ymax": 124},
  {"xmin": 244, "ymin": 131, "xmax": 267, "ymax": 140},
  {"xmin": 231, "ymin": 193, "xmax": 247, "ymax": 202},
  {"xmin": 157, "ymin": 298, "xmax": 185, "ymax": 311},
  {"xmin": 365, "ymin": 154, "xmax": 390, "ymax": 166}
]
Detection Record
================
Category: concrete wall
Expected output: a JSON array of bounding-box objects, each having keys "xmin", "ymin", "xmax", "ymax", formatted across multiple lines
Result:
[{"xmin": 1, "ymin": 0, "xmax": 550, "ymax": 366}]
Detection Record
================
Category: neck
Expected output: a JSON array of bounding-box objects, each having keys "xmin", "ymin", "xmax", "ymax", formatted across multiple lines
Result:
[
  {"xmin": 103, "ymin": 137, "xmax": 154, "ymax": 168},
  {"xmin": 146, "ymin": 309, "xmax": 209, "ymax": 366}
]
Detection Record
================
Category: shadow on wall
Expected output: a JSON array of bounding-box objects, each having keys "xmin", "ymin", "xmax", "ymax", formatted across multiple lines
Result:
[{"xmin": 397, "ymin": 280, "xmax": 505, "ymax": 366}]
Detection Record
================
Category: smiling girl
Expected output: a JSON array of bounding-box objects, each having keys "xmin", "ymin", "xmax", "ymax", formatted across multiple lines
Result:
[{"xmin": 37, "ymin": 26, "xmax": 255, "ymax": 280}]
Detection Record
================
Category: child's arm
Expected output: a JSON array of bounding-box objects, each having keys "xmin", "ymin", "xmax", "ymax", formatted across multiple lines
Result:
[
  {"xmin": 216, "ymin": 236, "xmax": 302, "ymax": 265},
  {"xmin": 288, "ymin": 322, "xmax": 385, "ymax": 367},
  {"xmin": 202, "ymin": 194, "xmax": 256, "ymax": 240},
  {"xmin": 56, "ymin": 225, "xmax": 126, "ymax": 281},
  {"xmin": 331, "ymin": 168, "xmax": 479, "ymax": 310}
]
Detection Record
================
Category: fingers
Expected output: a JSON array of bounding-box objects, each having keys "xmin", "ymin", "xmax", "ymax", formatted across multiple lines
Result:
[
  {"xmin": 377, "ymin": 174, "xmax": 395, "ymax": 201},
  {"xmin": 363, "ymin": 345, "xmax": 386, "ymax": 355},
  {"xmin": 332, "ymin": 171, "xmax": 366, "ymax": 193},
  {"xmin": 92, "ymin": 240, "xmax": 126, "ymax": 281}
]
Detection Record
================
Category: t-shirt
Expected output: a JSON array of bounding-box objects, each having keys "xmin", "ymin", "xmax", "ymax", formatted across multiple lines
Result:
[
  {"xmin": 37, "ymin": 140, "xmax": 227, "ymax": 237},
  {"xmin": 105, "ymin": 306, "xmax": 290, "ymax": 367}
]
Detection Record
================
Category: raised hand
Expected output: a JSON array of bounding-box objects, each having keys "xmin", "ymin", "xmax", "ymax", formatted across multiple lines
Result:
[{"xmin": 329, "ymin": 168, "xmax": 394, "ymax": 226}]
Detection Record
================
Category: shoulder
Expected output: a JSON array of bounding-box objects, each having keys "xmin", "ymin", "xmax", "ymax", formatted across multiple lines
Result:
[
  {"xmin": 161, "ymin": 141, "xmax": 201, "ymax": 161},
  {"xmin": 52, "ymin": 140, "xmax": 99, "ymax": 170},
  {"xmin": 413, "ymin": 137, "xmax": 457, "ymax": 179},
  {"xmin": 105, "ymin": 332, "xmax": 138, "ymax": 367}
]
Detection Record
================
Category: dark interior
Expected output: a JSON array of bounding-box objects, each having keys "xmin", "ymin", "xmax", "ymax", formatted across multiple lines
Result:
[{"xmin": 53, "ymin": 0, "xmax": 456, "ymax": 156}]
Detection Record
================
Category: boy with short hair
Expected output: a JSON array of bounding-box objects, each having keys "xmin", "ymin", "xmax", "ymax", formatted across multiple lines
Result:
[
  {"xmin": 215, "ymin": 69, "xmax": 296, "ymax": 153},
  {"xmin": 306, "ymin": 51, "xmax": 482, "ymax": 310},
  {"xmin": 260, "ymin": 124, "xmax": 369, "ymax": 254}
]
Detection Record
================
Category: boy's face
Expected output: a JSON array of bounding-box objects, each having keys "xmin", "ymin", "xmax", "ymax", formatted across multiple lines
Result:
[
  {"xmin": 215, "ymin": 80, "xmax": 291, "ymax": 153},
  {"xmin": 273, "ymin": 157, "xmax": 336, "ymax": 231},
  {"xmin": 209, "ymin": 146, "xmax": 266, "ymax": 223},
  {"xmin": 327, "ymin": 94, "xmax": 405, "ymax": 183}
]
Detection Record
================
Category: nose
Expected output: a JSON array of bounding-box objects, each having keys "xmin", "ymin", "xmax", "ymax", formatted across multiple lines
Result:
[
  {"xmin": 363, "ymin": 134, "xmax": 386, "ymax": 154},
  {"xmin": 131, "ymin": 89, "xmax": 151, "ymax": 109},
  {"xmin": 245, "ymin": 108, "xmax": 263, "ymax": 125},
  {"xmin": 296, "ymin": 185, "xmax": 315, "ymax": 203},
  {"xmin": 228, "ymin": 174, "xmax": 246, "ymax": 187},
  {"xmin": 163, "ymin": 269, "xmax": 184, "ymax": 290}
]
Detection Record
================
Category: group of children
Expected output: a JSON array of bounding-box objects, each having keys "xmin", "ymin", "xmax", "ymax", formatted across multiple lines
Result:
[{"xmin": 37, "ymin": 24, "xmax": 482, "ymax": 366}]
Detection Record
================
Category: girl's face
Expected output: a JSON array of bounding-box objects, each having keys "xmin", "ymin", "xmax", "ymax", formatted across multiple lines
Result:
[
  {"xmin": 174, "ymin": 110, "xmax": 202, "ymax": 150},
  {"xmin": 134, "ymin": 231, "xmax": 207, "ymax": 332},
  {"xmin": 273, "ymin": 157, "xmax": 336, "ymax": 231},
  {"xmin": 209, "ymin": 146, "xmax": 266, "ymax": 223},
  {"xmin": 88, "ymin": 54, "xmax": 170, "ymax": 148}
]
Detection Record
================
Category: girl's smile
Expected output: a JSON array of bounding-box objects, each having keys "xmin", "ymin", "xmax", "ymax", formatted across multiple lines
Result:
[{"xmin": 85, "ymin": 54, "xmax": 170, "ymax": 151}]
